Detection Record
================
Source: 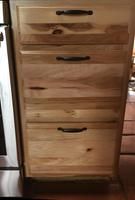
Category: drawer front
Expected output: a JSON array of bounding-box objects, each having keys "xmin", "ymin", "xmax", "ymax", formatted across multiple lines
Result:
[
  {"xmin": 21, "ymin": 45, "xmax": 125, "ymax": 100},
  {"xmin": 17, "ymin": 4, "xmax": 130, "ymax": 44},
  {"xmin": 21, "ymin": 45, "xmax": 127, "ymax": 64},
  {"xmin": 25, "ymin": 101, "xmax": 120, "ymax": 123},
  {"xmin": 26, "ymin": 122, "xmax": 117, "ymax": 176}
]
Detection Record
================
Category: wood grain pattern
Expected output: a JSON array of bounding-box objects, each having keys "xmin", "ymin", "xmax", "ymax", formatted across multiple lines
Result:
[
  {"xmin": 19, "ymin": 7, "xmax": 130, "ymax": 23},
  {"xmin": 9, "ymin": 0, "xmax": 135, "ymax": 179},
  {"xmin": 21, "ymin": 45, "xmax": 127, "ymax": 64},
  {"xmin": 29, "ymin": 164, "xmax": 114, "ymax": 178},
  {"xmin": 25, "ymin": 100, "xmax": 120, "ymax": 110},
  {"xmin": 26, "ymin": 122, "xmax": 117, "ymax": 177},
  {"xmin": 24, "ymin": 84, "xmax": 123, "ymax": 101},
  {"xmin": 21, "ymin": 34, "xmax": 129, "ymax": 45},
  {"xmin": 21, "ymin": 44, "xmax": 128, "ymax": 52},
  {"xmin": 25, "ymin": 97, "xmax": 121, "ymax": 104},
  {"xmin": 22, "ymin": 64, "xmax": 125, "ymax": 100},
  {"xmin": 25, "ymin": 105, "xmax": 120, "ymax": 123},
  {"xmin": 11, "ymin": 0, "xmax": 135, "ymax": 6},
  {"xmin": 27, "ymin": 121, "xmax": 118, "ymax": 128},
  {"xmin": 27, "ymin": 122, "xmax": 118, "ymax": 140},
  {"xmin": 18, "ymin": 5, "xmax": 130, "ymax": 44},
  {"xmin": 21, "ymin": 45, "xmax": 125, "ymax": 99},
  {"xmin": 24, "ymin": 87, "xmax": 122, "ymax": 100}
]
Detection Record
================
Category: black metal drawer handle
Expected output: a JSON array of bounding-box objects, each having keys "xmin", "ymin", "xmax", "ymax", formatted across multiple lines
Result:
[
  {"xmin": 56, "ymin": 10, "xmax": 93, "ymax": 16},
  {"xmin": 56, "ymin": 56, "xmax": 90, "ymax": 61},
  {"xmin": 57, "ymin": 127, "xmax": 87, "ymax": 133}
]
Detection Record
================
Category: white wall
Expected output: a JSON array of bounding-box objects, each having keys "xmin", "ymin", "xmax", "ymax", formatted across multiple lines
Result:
[{"xmin": 0, "ymin": 26, "xmax": 18, "ymax": 166}]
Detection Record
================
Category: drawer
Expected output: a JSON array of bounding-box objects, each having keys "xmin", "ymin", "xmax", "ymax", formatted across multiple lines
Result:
[
  {"xmin": 17, "ymin": 4, "xmax": 130, "ymax": 44},
  {"xmin": 26, "ymin": 122, "xmax": 117, "ymax": 176},
  {"xmin": 21, "ymin": 45, "xmax": 127, "ymax": 64},
  {"xmin": 25, "ymin": 101, "xmax": 120, "ymax": 123},
  {"xmin": 21, "ymin": 45, "xmax": 125, "ymax": 100}
]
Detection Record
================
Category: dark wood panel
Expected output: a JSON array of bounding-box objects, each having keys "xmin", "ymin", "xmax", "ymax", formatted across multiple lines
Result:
[
  {"xmin": 23, "ymin": 179, "xmax": 125, "ymax": 200},
  {"xmin": 120, "ymin": 155, "xmax": 135, "ymax": 186},
  {"xmin": 120, "ymin": 156, "xmax": 135, "ymax": 200},
  {"xmin": 124, "ymin": 186, "xmax": 135, "ymax": 200}
]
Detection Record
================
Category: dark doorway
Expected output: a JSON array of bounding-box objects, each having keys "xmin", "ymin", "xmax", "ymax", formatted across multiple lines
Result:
[{"xmin": 0, "ymin": 102, "xmax": 6, "ymax": 155}]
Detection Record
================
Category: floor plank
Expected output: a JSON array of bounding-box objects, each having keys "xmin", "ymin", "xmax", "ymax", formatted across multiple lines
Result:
[
  {"xmin": 124, "ymin": 103, "xmax": 135, "ymax": 120},
  {"xmin": 120, "ymin": 155, "xmax": 135, "ymax": 200},
  {"xmin": 125, "ymin": 186, "xmax": 135, "ymax": 200},
  {"xmin": 127, "ymin": 91, "xmax": 135, "ymax": 103},
  {"xmin": 123, "ymin": 121, "xmax": 135, "ymax": 135},
  {"xmin": 121, "ymin": 136, "xmax": 135, "ymax": 153},
  {"xmin": 120, "ymin": 155, "xmax": 135, "ymax": 186}
]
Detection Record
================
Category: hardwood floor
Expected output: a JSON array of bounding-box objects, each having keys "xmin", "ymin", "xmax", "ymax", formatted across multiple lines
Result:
[
  {"xmin": 121, "ymin": 136, "xmax": 135, "ymax": 154},
  {"xmin": 120, "ymin": 156, "xmax": 135, "ymax": 200},
  {"xmin": 119, "ymin": 91, "xmax": 135, "ymax": 200}
]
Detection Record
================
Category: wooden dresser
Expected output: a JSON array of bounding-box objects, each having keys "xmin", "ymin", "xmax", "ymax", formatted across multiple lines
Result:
[{"xmin": 10, "ymin": 0, "xmax": 135, "ymax": 179}]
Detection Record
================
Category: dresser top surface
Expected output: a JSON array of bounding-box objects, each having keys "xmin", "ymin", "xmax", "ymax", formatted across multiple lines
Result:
[{"xmin": 9, "ymin": 0, "xmax": 135, "ymax": 6}]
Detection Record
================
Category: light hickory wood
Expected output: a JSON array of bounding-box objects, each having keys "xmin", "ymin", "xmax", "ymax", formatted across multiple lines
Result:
[
  {"xmin": 18, "ymin": 4, "xmax": 130, "ymax": 44},
  {"xmin": 25, "ymin": 102, "xmax": 120, "ymax": 123},
  {"xmin": 27, "ymin": 122, "xmax": 118, "ymax": 141},
  {"xmin": 21, "ymin": 45, "xmax": 127, "ymax": 64},
  {"xmin": 27, "ymin": 122, "xmax": 118, "ymax": 130},
  {"xmin": 21, "ymin": 45, "xmax": 125, "ymax": 99},
  {"xmin": 29, "ymin": 165, "xmax": 114, "ymax": 178},
  {"xmin": 25, "ymin": 97, "xmax": 121, "ymax": 104},
  {"xmin": 21, "ymin": 44, "xmax": 128, "ymax": 52},
  {"xmin": 26, "ymin": 122, "xmax": 117, "ymax": 177},
  {"xmin": 9, "ymin": 0, "xmax": 135, "ymax": 179},
  {"xmin": 10, "ymin": 0, "xmax": 135, "ymax": 6},
  {"xmin": 25, "ymin": 100, "xmax": 120, "ymax": 110}
]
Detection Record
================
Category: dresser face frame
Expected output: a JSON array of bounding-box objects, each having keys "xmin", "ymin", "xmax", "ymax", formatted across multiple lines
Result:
[{"xmin": 9, "ymin": 0, "xmax": 135, "ymax": 179}]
